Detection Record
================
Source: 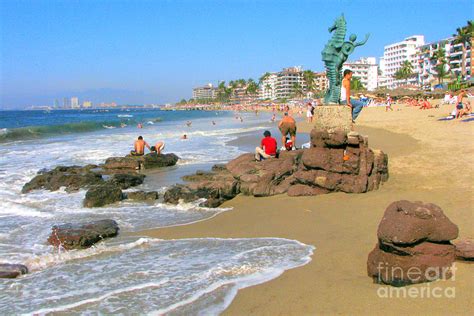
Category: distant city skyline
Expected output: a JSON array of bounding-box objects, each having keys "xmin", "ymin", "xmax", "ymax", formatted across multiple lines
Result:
[{"xmin": 1, "ymin": 0, "xmax": 472, "ymax": 109}]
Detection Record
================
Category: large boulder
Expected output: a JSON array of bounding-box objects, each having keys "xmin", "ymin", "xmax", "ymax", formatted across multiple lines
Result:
[
  {"xmin": 22, "ymin": 165, "xmax": 103, "ymax": 193},
  {"xmin": 367, "ymin": 201, "xmax": 459, "ymax": 287},
  {"xmin": 142, "ymin": 153, "xmax": 179, "ymax": 169},
  {"xmin": 367, "ymin": 242, "xmax": 456, "ymax": 286},
  {"xmin": 125, "ymin": 190, "xmax": 159, "ymax": 201},
  {"xmin": 109, "ymin": 173, "xmax": 145, "ymax": 189},
  {"xmin": 47, "ymin": 219, "xmax": 119, "ymax": 250},
  {"xmin": 83, "ymin": 183, "xmax": 123, "ymax": 207},
  {"xmin": 377, "ymin": 200, "xmax": 459, "ymax": 245},
  {"xmin": 103, "ymin": 157, "xmax": 140, "ymax": 170},
  {"xmin": 0, "ymin": 264, "xmax": 28, "ymax": 279}
]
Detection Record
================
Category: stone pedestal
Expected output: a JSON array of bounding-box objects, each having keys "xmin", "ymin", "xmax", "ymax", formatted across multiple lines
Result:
[{"xmin": 313, "ymin": 105, "xmax": 352, "ymax": 133}]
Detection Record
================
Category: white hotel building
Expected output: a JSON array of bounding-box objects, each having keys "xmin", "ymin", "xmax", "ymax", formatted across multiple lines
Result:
[
  {"xmin": 259, "ymin": 73, "xmax": 278, "ymax": 100},
  {"xmin": 342, "ymin": 57, "xmax": 378, "ymax": 91},
  {"xmin": 380, "ymin": 35, "xmax": 425, "ymax": 88}
]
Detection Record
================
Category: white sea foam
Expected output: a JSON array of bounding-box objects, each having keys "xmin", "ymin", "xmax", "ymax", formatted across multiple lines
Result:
[{"xmin": 0, "ymin": 237, "xmax": 314, "ymax": 315}]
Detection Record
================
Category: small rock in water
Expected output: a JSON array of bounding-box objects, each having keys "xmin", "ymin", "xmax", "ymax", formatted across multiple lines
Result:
[
  {"xmin": 126, "ymin": 190, "xmax": 159, "ymax": 201},
  {"xmin": 83, "ymin": 183, "xmax": 123, "ymax": 207},
  {"xmin": 0, "ymin": 263, "xmax": 28, "ymax": 278},
  {"xmin": 47, "ymin": 219, "xmax": 119, "ymax": 250}
]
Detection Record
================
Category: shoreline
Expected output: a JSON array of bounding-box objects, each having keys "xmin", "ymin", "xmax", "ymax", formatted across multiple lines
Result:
[{"xmin": 137, "ymin": 104, "xmax": 474, "ymax": 315}]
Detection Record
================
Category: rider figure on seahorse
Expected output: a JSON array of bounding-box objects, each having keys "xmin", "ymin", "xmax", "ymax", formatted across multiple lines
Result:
[{"xmin": 322, "ymin": 14, "xmax": 369, "ymax": 104}]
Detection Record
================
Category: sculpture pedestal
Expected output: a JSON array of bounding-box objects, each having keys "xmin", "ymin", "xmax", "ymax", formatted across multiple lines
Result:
[{"xmin": 313, "ymin": 105, "xmax": 352, "ymax": 133}]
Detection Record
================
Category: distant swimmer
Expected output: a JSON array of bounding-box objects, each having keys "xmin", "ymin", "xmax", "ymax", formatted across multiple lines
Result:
[
  {"xmin": 212, "ymin": 121, "xmax": 216, "ymax": 125},
  {"xmin": 150, "ymin": 141, "xmax": 165, "ymax": 155},
  {"xmin": 240, "ymin": 116, "xmax": 243, "ymax": 122},
  {"xmin": 181, "ymin": 134, "xmax": 188, "ymax": 140},
  {"xmin": 120, "ymin": 123, "xmax": 127, "ymax": 128},
  {"xmin": 186, "ymin": 121, "xmax": 192, "ymax": 127},
  {"xmin": 137, "ymin": 123, "xmax": 143, "ymax": 129},
  {"xmin": 131, "ymin": 136, "xmax": 151, "ymax": 156}
]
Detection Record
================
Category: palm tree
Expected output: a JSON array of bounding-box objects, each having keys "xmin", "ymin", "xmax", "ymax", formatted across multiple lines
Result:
[
  {"xmin": 394, "ymin": 60, "xmax": 414, "ymax": 85},
  {"xmin": 259, "ymin": 72, "xmax": 271, "ymax": 84},
  {"xmin": 350, "ymin": 76, "xmax": 365, "ymax": 91},
  {"xmin": 291, "ymin": 83, "xmax": 304, "ymax": 99},
  {"xmin": 452, "ymin": 20, "xmax": 473, "ymax": 78},
  {"xmin": 303, "ymin": 70, "xmax": 315, "ymax": 95},
  {"xmin": 245, "ymin": 79, "xmax": 259, "ymax": 95},
  {"xmin": 430, "ymin": 46, "xmax": 450, "ymax": 84}
]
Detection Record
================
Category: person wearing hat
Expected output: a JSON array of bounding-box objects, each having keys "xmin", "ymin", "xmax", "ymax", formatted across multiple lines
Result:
[{"xmin": 255, "ymin": 130, "xmax": 277, "ymax": 161}]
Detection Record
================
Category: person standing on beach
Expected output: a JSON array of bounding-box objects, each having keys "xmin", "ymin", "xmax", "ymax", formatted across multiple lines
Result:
[
  {"xmin": 340, "ymin": 69, "xmax": 366, "ymax": 122},
  {"xmin": 306, "ymin": 102, "xmax": 314, "ymax": 123},
  {"xmin": 255, "ymin": 130, "xmax": 277, "ymax": 161},
  {"xmin": 278, "ymin": 112, "xmax": 296, "ymax": 151},
  {"xmin": 455, "ymin": 89, "xmax": 467, "ymax": 118},
  {"xmin": 385, "ymin": 94, "xmax": 393, "ymax": 112}
]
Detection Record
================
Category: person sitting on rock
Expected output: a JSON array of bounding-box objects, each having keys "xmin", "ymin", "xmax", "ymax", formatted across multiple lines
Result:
[
  {"xmin": 255, "ymin": 130, "xmax": 277, "ymax": 161},
  {"xmin": 278, "ymin": 112, "xmax": 296, "ymax": 151},
  {"xmin": 131, "ymin": 136, "xmax": 150, "ymax": 156},
  {"xmin": 150, "ymin": 141, "xmax": 165, "ymax": 155}
]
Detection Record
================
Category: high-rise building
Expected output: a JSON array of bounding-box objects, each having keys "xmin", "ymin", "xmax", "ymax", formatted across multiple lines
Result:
[
  {"xmin": 313, "ymin": 71, "xmax": 329, "ymax": 93},
  {"xmin": 343, "ymin": 57, "xmax": 378, "ymax": 91},
  {"xmin": 63, "ymin": 97, "xmax": 69, "ymax": 108},
  {"xmin": 54, "ymin": 99, "xmax": 59, "ymax": 108},
  {"xmin": 258, "ymin": 73, "xmax": 278, "ymax": 100},
  {"xmin": 274, "ymin": 66, "xmax": 305, "ymax": 99},
  {"xmin": 192, "ymin": 83, "xmax": 217, "ymax": 100},
  {"xmin": 71, "ymin": 97, "xmax": 79, "ymax": 109},
  {"xmin": 380, "ymin": 35, "xmax": 425, "ymax": 88}
]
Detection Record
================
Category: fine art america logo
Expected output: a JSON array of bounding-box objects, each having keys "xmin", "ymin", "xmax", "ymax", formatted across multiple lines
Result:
[{"xmin": 376, "ymin": 262, "xmax": 457, "ymax": 298}]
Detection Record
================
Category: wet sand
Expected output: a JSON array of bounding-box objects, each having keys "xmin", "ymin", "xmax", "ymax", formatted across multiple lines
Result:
[{"xmin": 139, "ymin": 104, "xmax": 474, "ymax": 315}]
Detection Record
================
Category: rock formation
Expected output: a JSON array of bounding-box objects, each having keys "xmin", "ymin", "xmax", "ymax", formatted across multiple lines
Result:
[
  {"xmin": 367, "ymin": 200, "xmax": 459, "ymax": 286},
  {"xmin": 164, "ymin": 130, "xmax": 388, "ymax": 207},
  {"xmin": 453, "ymin": 238, "xmax": 474, "ymax": 261},
  {"xmin": 47, "ymin": 219, "xmax": 119, "ymax": 250},
  {"xmin": 0, "ymin": 264, "xmax": 28, "ymax": 279}
]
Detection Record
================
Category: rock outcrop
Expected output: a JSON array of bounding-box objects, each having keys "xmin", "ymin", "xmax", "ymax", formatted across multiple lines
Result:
[
  {"xmin": 125, "ymin": 190, "xmax": 159, "ymax": 201},
  {"xmin": 83, "ymin": 183, "xmax": 123, "ymax": 207},
  {"xmin": 22, "ymin": 165, "xmax": 103, "ymax": 193},
  {"xmin": 109, "ymin": 173, "xmax": 146, "ymax": 189},
  {"xmin": 47, "ymin": 219, "xmax": 119, "ymax": 250},
  {"xmin": 164, "ymin": 130, "xmax": 388, "ymax": 207},
  {"xmin": 0, "ymin": 264, "xmax": 28, "ymax": 278},
  {"xmin": 367, "ymin": 200, "xmax": 459, "ymax": 286},
  {"xmin": 104, "ymin": 153, "xmax": 179, "ymax": 171}
]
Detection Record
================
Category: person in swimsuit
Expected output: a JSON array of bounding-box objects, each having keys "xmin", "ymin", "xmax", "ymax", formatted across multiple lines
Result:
[{"xmin": 131, "ymin": 136, "xmax": 150, "ymax": 156}]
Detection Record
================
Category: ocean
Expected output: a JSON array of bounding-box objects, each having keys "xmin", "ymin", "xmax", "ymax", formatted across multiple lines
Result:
[{"xmin": 0, "ymin": 109, "xmax": 314, "ymax": 314}]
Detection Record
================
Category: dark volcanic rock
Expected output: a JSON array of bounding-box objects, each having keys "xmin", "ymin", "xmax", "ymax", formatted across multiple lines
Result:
[
  {"xmin": 367, "ymin": 201, "xmax": 459, "ymax": 287},
  {"xmin": 22, "ymin": 165, "xmax": 103, "ymax": 193},
  {"xmin": 0, "ymin": 264, "xmax": 28, "ymax": 279},
  {"xmin": 83, "ymin": 183, "xmax": 123, "ymax": 207},
  {"xmin": 103, "ymin": 153, "xmax": 179, "ymax": 171},
  {"xmin": 126, "ymin": 190, "xmax": 159, "ymax": 201},
  {"xmin": 142, "ymin": 153, "xmax": 179, "ymax": 169},
  {"xmin": 103, "ymin": 157, "xmax": 140, "ymax": 170},
  {"xmin": 377, "ymin": 200, "xmax": 459, "ymax": 245},
  {"xmin": 287, "ymin": 184, "xmax": 329, "ymax": 196},
  {"xmin": 109, "ymin": 173, "xmax": 146, "ymax": 189},
  {"xmin": 47, "ymin": 219, "xmax": 119, "ymax": 250}
]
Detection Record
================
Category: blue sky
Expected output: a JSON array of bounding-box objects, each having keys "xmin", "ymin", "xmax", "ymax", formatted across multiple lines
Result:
[{"xmin": 1, "ymin": 0, "xmax": 472, "ymax": 108}]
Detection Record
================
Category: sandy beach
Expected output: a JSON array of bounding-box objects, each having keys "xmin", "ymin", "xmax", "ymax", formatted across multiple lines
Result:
[{"xmin": 139, "ymin": 104, "xmax": 473, "ymax": 315}]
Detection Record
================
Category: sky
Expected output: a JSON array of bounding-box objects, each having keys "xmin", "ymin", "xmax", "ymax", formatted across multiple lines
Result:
[{"xmin": 0, "ymin": 0, "xmax": 472, "ymax": 109}]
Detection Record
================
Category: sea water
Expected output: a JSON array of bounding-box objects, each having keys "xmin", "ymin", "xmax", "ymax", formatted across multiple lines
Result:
[{"xmin": 0, "ymin": 109, "xmax": 314, "ymax": 314}]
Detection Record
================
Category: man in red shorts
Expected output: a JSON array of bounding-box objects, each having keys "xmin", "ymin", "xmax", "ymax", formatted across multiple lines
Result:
[{"xmin": 255, "ymin": 130, "xmax": 277, "ymax": 161}]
